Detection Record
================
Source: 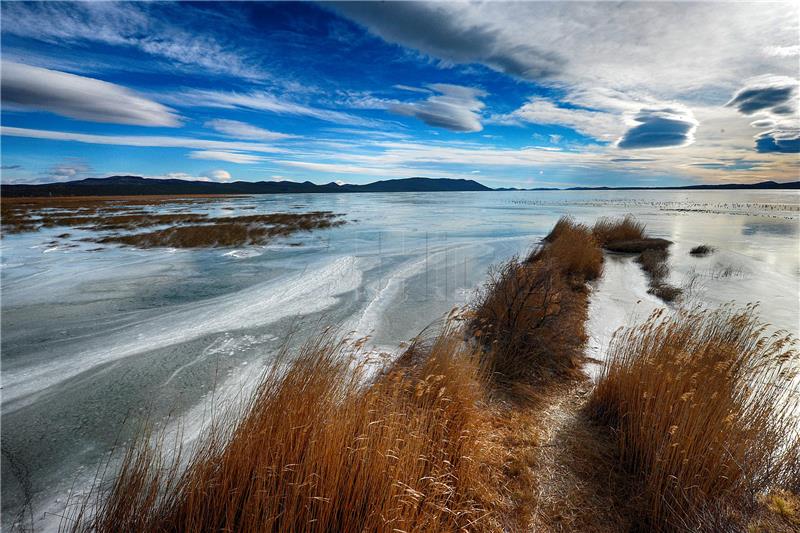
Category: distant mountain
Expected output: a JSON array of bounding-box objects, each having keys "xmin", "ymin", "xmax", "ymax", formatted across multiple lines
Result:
[
  {"xmin": 565, "ymin": 180, "xmax": 799, "ymax": 191},
  {"xmin": 0, "ymin": 176, "xmax": 492, "ymax": 197},
  {"xmin": 1, "ymin": 176, "xmax": 796, "ymax": 197}
]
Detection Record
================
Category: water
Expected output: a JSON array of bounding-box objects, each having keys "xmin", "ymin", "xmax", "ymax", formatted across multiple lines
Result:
[{"xmin": 2, "ymin": 190, "xmax": 798, "ymax": 530}]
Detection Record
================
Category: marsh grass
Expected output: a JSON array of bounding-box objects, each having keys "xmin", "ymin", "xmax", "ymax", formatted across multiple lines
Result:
[
  {"xmin": 1, "ymin": 195, "xmax": 345, "ymax": 248},
  {"xmin": 591, "ymin": 215, "xmax": 646, "ymax": 247},
  {"xmin": 590, "ymin": 305, "xmax": 800, "ymax": 531},
  {"xmin": 95, "ymin": 212, "xmax": 344, "ymax": 248},
  {"xmin": 63, "ymin": 328, "xmax": 505, "ymax": 533},
  {"xmin": 471, "ymin": 216, "xmax": 600, "ymax": 384}
]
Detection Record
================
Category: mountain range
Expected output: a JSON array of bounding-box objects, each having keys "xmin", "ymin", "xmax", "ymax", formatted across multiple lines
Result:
[{"xmin": 1, "ymin": 176, "xmax": 797, "ymax": 197}]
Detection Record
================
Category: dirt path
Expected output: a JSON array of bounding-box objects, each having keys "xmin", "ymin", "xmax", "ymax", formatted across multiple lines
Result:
[{"xmin": 495, "ymin": 376, "xmax": 636, "ymax": 532}]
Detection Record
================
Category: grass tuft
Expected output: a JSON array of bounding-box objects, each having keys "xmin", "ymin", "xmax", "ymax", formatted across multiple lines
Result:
[{"xmin": 590, "ymin": 304, "xmax": 800, "ymax": 531}]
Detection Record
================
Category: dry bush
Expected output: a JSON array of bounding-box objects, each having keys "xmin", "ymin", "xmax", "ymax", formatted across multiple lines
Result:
[
  {"xmin": 65, "ymin": 328, "xmax": 503, "ymax": 533},
  {"xmin": 472, "ymin": 218, "xmax": 599, "ymax": 384},
  {"xmin": 590, "ymin": 304, "xmax": 800, "ymax": 531},
  {"xmin": 690, "ymin": 244, "xmax": 715, "ymax": 256},
  {"xmin": 591, "ymin": 215, "xmax": 646, "ymax": 247}
]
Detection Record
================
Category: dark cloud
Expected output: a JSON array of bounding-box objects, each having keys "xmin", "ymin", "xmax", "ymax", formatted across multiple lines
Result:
[
  {"xmin": 617, "ymin": 108, "xmax": 697, "ymax": 149},
  {"xmin": 390, "ymin": 84, "xmax": 486, "ymax": 132},
  {"xmin": 1, "ymin": 164, "xmax": 22, "ymax": 170},
  {"xmin": 330, "ymin": 2, "xmax": 563, "ymax": 80},
  {"xmin": 727, "ymin": 81, "xmax": 796, "ymax": 115},
  {"xmin": 755, "ymin": 130, "xmax": 800, "ymax": 153}
]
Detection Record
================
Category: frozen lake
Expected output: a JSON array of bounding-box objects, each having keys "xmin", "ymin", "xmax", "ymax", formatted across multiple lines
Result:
[{"xmin": 2, "ymin": 189, "xmax": 798, "ymax": 530}]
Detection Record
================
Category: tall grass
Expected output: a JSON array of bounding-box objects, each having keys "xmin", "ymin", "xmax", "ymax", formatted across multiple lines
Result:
[
  {"xmin": 471, "ymin": 217, "xmax": 601, "ymax": 383},
  {"xmin": 591, "ymin": 215, "xmax": 646, "ymax": 247},
  {"xmin": 590, "ymin": 304, "xmax": 800, "ymax": 531},
  {"xmin": 65, "ymin": 328, "xmax": 502, "ymax": 532}
]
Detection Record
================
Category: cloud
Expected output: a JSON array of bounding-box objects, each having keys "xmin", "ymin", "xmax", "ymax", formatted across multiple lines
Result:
[
  {"xmin": 2, "ymin": 127, "xmax": 283, "ymax": 154},
  {"xmin": 390, "ymin": 84, "xmax": 486, "ymax": 132},
  {"xmin": 727, "ymin": 76, "xmax": 800, "ymax": 154},
  {"xmin": 1, "ymin": 2, "xmax": 264, "ymax": 79},
  {"xmin": 2, "ymin": 62, "xmax": 180, "ymax": 126},
  {"xmin": 500, "ymin": 97, "xmax": 623, "ymax": 140},
  {"xmin": 1, "ymin": 164, "xmax": 22, "ymax": 170},
  {"xmin": 332, "ymin": 2, "xmax": 796, "ymax": 95},
  {"xmin": 169, "ymin": 90, "xmax": 378, "ymax": 127},
  {"xmin": 756, "ymin": 129, "xmax": 800, "ymax": 153},
  {"xmin": 202, "ymin": 169, "xmax": 232, "ymax": 181},
  {"xmin": 189, "ymin": 150, "xmax": 265, "ymax": 164},
  {"xmin": 726, "ymin": 75, "xmax": 798, "ymax": 115},
  {"xmin": 617, "ymin": 107, "xmax": 698, "ymax": 149},
  {"xmin": 332, "ymin": 2, "xmax": 562, "ymax": 80},
  {"xmin": 205, "ymin": 119, "xmax": 294, "ymax": 141}
]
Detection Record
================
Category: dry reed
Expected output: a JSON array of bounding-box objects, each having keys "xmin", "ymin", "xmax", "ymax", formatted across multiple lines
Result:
[
  {"xmin": 64, "ymin": 327, "xmax": 503, "ymax": 532},
  {"xmin": 471, "ymin": 216, "xmax": 600, "ymax": 384},
  {"xmin": 590, "ymin": 304, "xmax": 800, "ymax": 531}
]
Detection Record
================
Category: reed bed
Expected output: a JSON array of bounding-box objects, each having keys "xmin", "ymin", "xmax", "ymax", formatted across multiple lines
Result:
[
  {"xmin": 471, "ymin": 216, "xmax": 601, "ymax": 384},
  {"xmin": 590, "ymin": 304, "xmax": 800, "ymax": 531},
  {"xmin": 591, "ymin": 215, "xmax": 646, "ymax": 247},
  {"xmin": 64, "ymin": 328, "xmax": 503, "ymax": 533}
]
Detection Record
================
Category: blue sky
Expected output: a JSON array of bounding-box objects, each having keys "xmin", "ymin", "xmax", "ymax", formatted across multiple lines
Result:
[{"xmin": 1, "ymin": 1, "xmax": 798, "ymax": 188}]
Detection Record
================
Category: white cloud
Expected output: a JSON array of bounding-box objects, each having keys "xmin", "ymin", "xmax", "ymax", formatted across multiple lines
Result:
[
  {"xmin": 390, "ymin": 84, "xmax": 486, "ymax": 132},
  {"xmin": 189, "ymin": 151, "xmax": 265, "ymax": 164},
  {"xmin": 203, "ymin": 169, "xmax": 232, "ymax": 181},
  {"xmin": 500, "ymin": 97, "xmax": 623, "ymax": 140},
  {"xmin": 1, "ymin": 126, "xmax": 283, "ymax": 154},
  {"xmin": 1, "ymin": 62, "xmax": 180, "ymax": 126},
  {"xmin": 205, "ymin": 119, "xmax": 294, "ymax": 141}
]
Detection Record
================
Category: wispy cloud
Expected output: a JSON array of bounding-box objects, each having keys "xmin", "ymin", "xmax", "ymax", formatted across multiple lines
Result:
[
  {"xmin": 2, "ymin": 127, "xmax": 283, "ymax": 154},
  {"xmin": 205, "ymin": 119, "xmax": 295, "ymax": 141},
  {"xmin": 2, "ymin": 62, "xmax": 180, "ymax": 126},
  {"xmin": 1, "ymin": 2, "xmax": 265, "ymax": 79},
  {"xmin": 189, "ymin": 150, "xmax": 265, "ymax": 164},
  {"xmin": 170, "ymin": 90, "xmax": 379, "ymax": 127}
]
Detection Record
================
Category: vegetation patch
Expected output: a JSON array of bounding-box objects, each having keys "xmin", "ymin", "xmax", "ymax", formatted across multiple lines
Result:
[
  {"xmin": 590, "ymin": 305, "xmax": 800, "ymax": 531},
  {"xmin": 689, "ymin": 244, "xmax": 715, "ymax": 256},
  {"xmin": 471, "ymin": 216, "xmax": 601, "ymax": 385},
  {"xmin": 95, "ymin": 212, "xmax": 344, "ymax": 248},
  {"xmin": 1, "ymin": 196, "xmax": 345, "ymax": 248}
]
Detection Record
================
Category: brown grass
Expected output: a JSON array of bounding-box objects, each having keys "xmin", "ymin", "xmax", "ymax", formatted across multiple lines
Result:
[
  {"xmin": 589, "ymin": 304, "xmax": 800, "ymax": 531},
  {"xmin": 471, "ymin": 217, "xmax": 601, "ymax": 384},
  {"xmin": 591, "ymin": 215, "xmax": 646, "ymax": 247},
  {"xmin": 95, "ymin": 212, "xmax": 344, "ymax": 248},
  {"xmin": 64, "ymin": 327, "xmax": 506, "ymax": 532}
]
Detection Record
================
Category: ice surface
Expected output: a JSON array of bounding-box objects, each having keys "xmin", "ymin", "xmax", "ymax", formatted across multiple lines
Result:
[{"xmin": 2, "ymin": 189, "xmax": 798, "ymax": 531}]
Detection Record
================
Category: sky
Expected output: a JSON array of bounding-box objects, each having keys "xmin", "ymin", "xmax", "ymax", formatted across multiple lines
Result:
[{"xmin": 1, "ymin": 1, "xmax": 798, "ymax": 188}]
